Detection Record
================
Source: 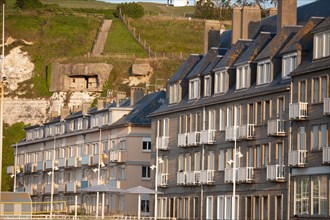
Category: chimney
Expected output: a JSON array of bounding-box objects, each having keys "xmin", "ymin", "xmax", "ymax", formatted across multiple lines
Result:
[
  {"xmin": 82, "ymin": 102, "xmax": 90, "ymax": 115},
  {"xmin": 232, "ymin": 6, "xmax": 261, "ymax": 44},
  {"xmin": 277, "ymin": 0, "xmax": 297, "ymax": 33},
  {"xmin": 60, "ymin": 106, "xmax": 70, "ymax": 121},
  {"xmin": 97, "ymin": 97, "xmax": 106, "ymax": 110},
  {"xmin": 203, "ymin": 20, "xmax": 221, "ymax": 54},
  {"xmin": 130, "ymin": 87, "xmax": 144, "ymax": 106},
  {"xmin": 116, "ymin": 91, "xmax": 126, "ymax": 107},
  {"xmin": 266, "ymin": 8, "xmax": 277, "ymax": 17}
]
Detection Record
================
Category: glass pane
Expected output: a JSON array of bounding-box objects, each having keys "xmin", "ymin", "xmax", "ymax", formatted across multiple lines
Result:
[{"xmin": 314, "ymin": 78, "xmax": 319, "ymax": 103}]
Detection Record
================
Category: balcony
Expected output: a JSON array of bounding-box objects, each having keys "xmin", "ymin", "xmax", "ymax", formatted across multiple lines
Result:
[
  {"xmin": 323, "ymin": 147, "xmax": 330, "ymax": 164},
  {"xmin": 92, "ymin": 154, "xmax": 109, "ymax": 165},
  {"xmin": 81, "ymin": 155, "xmax": 92, "ymax": 166},
  {"xmin": 157, "ymin": 173, "xmax": 169, "ymax": 187},
  {"xmin": 289, "ymin": 102, "xmax": 308, "ymax": 119},
  {"xmin": 225, "ymin": 126, "xmax": 239, "ymax": 141},
  {"xmin": 200, "ymin": 170, "xmax": 215, "ymax": 184},
  {"xmin": 156, "ymin": 136, "xmax": 170, "ymax": 150},
  {"xmin": 45, "ymin": 160, "xmax": 58, "ymax": 170},
  {"xmin": 225, "ymin": 167, "xmax": 254, "ymax": 183},
  {"xmin": 178, "ymin": 133, "xmax": 188, "ymax": 147},
  {"xmin": 45, "ymin": 183, "xmax": 58, "ymax": 194},
  {"xmin": 6, "ymin": 166, "xmax": 14, "ymax": 174},
  {"xmin": 31, "ymin": 163, "xmax": 37, "ymax": 172},
  {"xmin": 58, "ymin": 183, "xmax": 66, "ymax": 193},
  {"xmin": 268, "ymin": 119, "xmax": 285, "ymax": 136},
  {"xmin": 109, "ymin": 179, "xmax": 123, "ymax": 188},
  {"xmin": 200, "ymin": 130, "xmax": 216, "ymax": 144},
  {"xmin": 187, "ymin": 131, "xmax": 201, "ymax": 146},
  {"xmin": 267, "ymin": 165, "xmax": 285, "ymax": 182},
  {"xmin": 67, "ymin": 182, "xmax": 79, "ymax": 193},
  {"xmin": 37, "ymin": 185, "xmax": 44, "ymax": 194},
  {"xmin": 289, "ymin": 150, "xmax": 307, "ymax": 167},
  {"xmin": 186, "ymin": 171, "xmax": 200, "ymax": 185},
  {"xmin": 238, "ymin": 124, "xmax": 255, "ymax": 140},
  {"xmin": 109, "ymin": 151, "xmax": 126, "ymax": 163},
  {"xmin": 24, "ymin": 163, "xmax": 32, "ymax": 173},
  {"xmin": 67, "ymin": 157, "xmax": 79, "ymax": 167},
  {"xmin": 177, "ymin": 172, "xmax": 186, "ymax": 185},
  {"xmin": 37, "ymin": 161, "xmax": 44, "ymax": 171},
  {"xmin": 58, "ymin": 158, "xmax": 67, "ymax": 168},
  {"xmin": 25, "ymin": 185, "xmax": 37, "ymax": 195},
  {"xmin": 324, "ymin": 98, "xmax": 330, "ymax": 115}
]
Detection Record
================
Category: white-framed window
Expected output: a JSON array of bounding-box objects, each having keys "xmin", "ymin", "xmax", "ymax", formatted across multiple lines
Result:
[
  {"xmin": 294, "ymin": 176, "xmax": 310, "ymax": 215},
  {"xmin": 217, "ymin": 195, "xmax": 239, "ymax": 220},
  {"xmin": 312, "ymin": 75, "xmax": 328, "ymax": 103},
  {"xmin": 311, "ymin": 124, "xmax": 327, "ymax": 150},
  {"xmin": 214, "ymin": 71, "xmax": 226, "ymax": 94},
  {"xmin": 142, "ymin": 166, "xmax": 150, "ymax": 179},
  {"xmin": 206, "ymin": 196, "xmax": 213, "ymax": 220},
  {"xmin": 257, "ymin": 59, "xmax": 271, "ymax": 85},
  {"xmin": 299, "ymin": 80, "xmax": 307, "ymax": 102},
  {"xmin": 169, "ymin": 82, "xmax": 180, "ymax": 104},
  {"xmin": 142, "ymin": 137, "xmax": 151, "ymax": 151},
  {"xmin": 208, "ymin": 151, "xmax": 214, "ymax": 170},
  {"xmin": 77, "ymin": 118, "xmax": 83, "ymax": 130},
  {"xmin": 141, "ymin": 199, "xmax": 150, "ymax": 213},
  {"xmin": 204, "ymin": 75, "xmax": 211, "ymax": 97},
  {"xmin": 209, "ymin": 109, "xmax": 216, "ymax": 130},
  {"xmin": 282, "ymin": 53, "xmax": 298, "ymax": 78},
  {"xmin": 189, "ymin": 78, "xmax": 200, "ymax": 100},
  {"xmin": 219, "ymin": 150, "xmax": 225, "ymax": 171},
  {"xmin": 236, "ymin": 65, "xmax": 249, "ymax": 90},
  {"xmin": 219, "ymin": 108, "xmax": 226, "ymax": 131},
  {"xmin": 157, "ymin": 118, "xmax": 169, "ymax": 137},
  {"xmin": 263, "ymin": 144, "xmax": 270, "ymax": 167},
  {"xmin": 314, "ymin": 30, "xmax": 330, "ymax": 59}
]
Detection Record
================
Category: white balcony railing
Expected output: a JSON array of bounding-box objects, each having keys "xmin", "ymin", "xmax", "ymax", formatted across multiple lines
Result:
[
  {"xmin": 109, "ymin": 151, "xmax": 126, "ymax": 162},
  {"xmin": 58, "ymin": 183, "xmax": 66, "ymax": 192},
  {"xmin": 178, "ymin": 133, "xmax": 188, "ymax": 147},
  {"xmin": 67, "ymin": 157, "xmax": 78, "ymax": 167},
  {"xmin": 225, "ymin": 167, "xmax": 254, "ymax": 183},
  {"xmin": 177, "ymin": 172, "xmax": 186, "ymax": 185},
  {"xmin": 157, "ymin": 173, "xmax": 169, "ymax": 187},
  {"xmin": 289, "ymin": 150, "xmax": 307, "ymax": 167},
  {"xmin": 200, "ymin": 170, "xmax": 215, "ymax": 184},
  {"xmin": 238, "ymin": 124, "xmax": 255, "ymax": 139},
  {"xmin": 92, "ymin": 154, "xmax": 101, "ymax": 165},
  {"xmin": 81, "ymin": 155, "xmax": 92, "ymax": 166},
  {"xmin": 156, "ymin": 136, "xmax": 170, "ymax": 150},
  {"xmin": 67, "ymin": 182, "xmax": 78, "ymax": 193},
  {"xmin": 200, "ymin": 130, "xmax": 216, "ymax": 144},
  {"xmin": 45, "ymin": 184, "xmax": 58, "ymax": 194},
  {"xmin": 37, "ymin": 161, "xmax": 44, "ymax": 171},
  {"xmin": 225, "ymin": 126, "xmax": 239, "ymax": 141},
  {"xmin": 267, "ymin": 164, "xmax": 285, "ymax": 181},
  {"xmin": 187, "ymin": 132, "xmax": 201, "ymax": 146},
  {"xmin": 58, "ymin": 158, "xmax": 67, "ymax": 168},
  {"xmin": 289, "ymin": 102, "xmax": 308, "ymax": 119},
  {"xmin": 6, "ymin": 166, "xmax": 14, "ymax": 174},
  {"xmin": 268, "ymin": 119, "xmax": 285, "ymax": 136},
  {"xmin": 324, "ymin": 98, "xmax": 330, "ymax": 115},
  {"xmin": 322, "ymin": 147, "xmax": 330, "ymax": 164},
  {"xmin": 186, "ymin": 171, "xmax": 200, "ymax": 185},
  {"xmin": 110, "ymin": 151, "xmax": 118, "ymax": 162}
]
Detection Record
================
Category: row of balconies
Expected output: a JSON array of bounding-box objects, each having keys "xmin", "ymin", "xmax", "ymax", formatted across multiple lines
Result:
[
  {"xmin": 176, "ymin": 170, "xmax": 215, "ymax": 186},
  {"xmin": 289, "ymin": 99, "xmax": 330, "ymax": 119},
  {"xmin": 178, "ymin": 130, "xmax": 216, "ymax": 147}
]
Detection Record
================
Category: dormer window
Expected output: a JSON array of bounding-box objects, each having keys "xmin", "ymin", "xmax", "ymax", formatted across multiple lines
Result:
[
  {"xmin": 236, "ymin": 65, "xmax": 249, "ymax": 90},
  {"xmin": 282, "ymin": 53, "xmax": 297, "ymax": 79},
  {"xmin": 189, "ymin": 78, "xmax": 200, "ymax": 100},
  {"xmin": 214, "ymin": 71, "xmax": 226, "ymax": 94},
  {"xmin": 77, "ymin": 118, "xmax": 83, "ymax": 130},
  {"xmin": 169, "ymin": 83, "xmax": 180, "ymax": 104},
  {"xmin": 204, "ymin": 75, "xmax": 211, "ymax": 97},
  {"xmin": 257, "ymin": 59, "xmax": 271, "ymax": 85},
  {"xmin": 314, "ymin": 31, "xmax": 330, "ymax": 59}
]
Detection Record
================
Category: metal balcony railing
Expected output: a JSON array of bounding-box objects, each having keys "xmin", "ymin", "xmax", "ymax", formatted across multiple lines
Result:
[
  {"xmin": 238, "ymin": 124, "xmax": 255, "ymax": 139},
  {"xmin": 58, "ymin": 158, "xmax": 67, "ymax": 168},
  {"xmin": 67, "ymin": 182, "xmax": 78, "ymax": 193},
  {"xmin": 267, "ymin": 164, "xmax": 285, "ymax": 181},
  {"xmin": 156, "ymin": 136, "xmax": 170, "ymax": 150},
  {"xmin": 58, "ymin": 183, "xmax": 66, "ymax": 193},
  {"xmin": 81, "ymin": 155, "xmax": 92, "ymax": 166},
  {"xmin": 322, "ymin": 147, "xmax": 330, "ymax": 164},
  {"xmin": 186, "ymin": 171, "xmax": 200, "ymax": 185},
  {"xmin": 324, "ymin": 98, "xmax": 330, "ymax": 115},
  {"xmin": 67, "ymin": 157, "xmax": 78, "ymax": 167},
  {"xmin": 225, "ymin": 167, "xmax": 254, "ymax": 183},
  {"xmin": 177, "ymin": 172, "xmax": 186, "ymax": 185},
  {"xmin": 157, "ymin": 173, "xmax": 169, "ymax": 187},
  {"xmin": 187, "ymin": 131, "xmax": 201, "ymax": 146},
  {"xmin": 6, "ymin": 166, "xmax": 14, "ymax": 174},
  {"xmin": 268, "ymin": 119, "xmax": 285, "ymax": 136},
  {"xmin": 44, "ymin": 184, "xmax": 58, "ymax": 194},
  {"xmin": 200, "ymin": 129, "xmax": 216, "ymax": 144},
  {"xmin": 178, "ymin": 133, "xmax": 188, "ymax": 147},
  {"xmin": 289, "ymin": 102, "xmax": 308, "ymax": 119},
  {"xmin": 37, "ymin": 161, "xmax": 44, "ymax": 171},
  {"xmin": 200, "ymin": 170, "xmax": 215, "ymax": 184},
  {"xmin": 225, "ymin": 126, "xmax": 239, "ymax": 141},
  {"xmin": 289, "ymin": 150, "xmax": 307, "ymax": 167}
]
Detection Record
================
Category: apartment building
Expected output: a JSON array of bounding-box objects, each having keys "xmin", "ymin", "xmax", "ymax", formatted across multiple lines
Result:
[
  {"xmin": 7, "ymin": 88, "xmax": 165, "ymax": 216},
  {"xmin": 150, "ymin": 1, "xmax": 330, "ymax": 219}
]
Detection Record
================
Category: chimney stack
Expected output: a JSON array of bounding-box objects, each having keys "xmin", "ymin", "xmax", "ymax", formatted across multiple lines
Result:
[
  {"xmin": 116, "ymin": 91, "xmax": 126, "ymax": 107},
  {"xmin": 130, "ymin": 87, "xmax": 144, "ymax": 106},
  {"xmin": 82, "ymin": 102, "xmax": 90, "ymax": 115},
  {"xmin": 277, "ymin": 0, "xmax": 297, "ymax": 33},
  {"xmin": 266, "ymin": 8, "xmax": 277, "ymax": 17},
  {"xmin": 60, "ymin": 106, "xmax": 70, "ymax": 121},
  {"xmin": 203, "ymin": 20, "xmax": 221, "ymax": 54},
  {"xmin": 97, "ymin": 97, "xmax": 106, "ymax": 110}
]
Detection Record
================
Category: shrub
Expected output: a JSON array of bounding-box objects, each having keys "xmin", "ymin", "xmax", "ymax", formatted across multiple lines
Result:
[
  {"xmin": 116, "ymin": 2, "xmax": 144, "ymax": 19},
  {"xmin": 15, "ymin": 0, "xmax": 43, "ymax": 10}
]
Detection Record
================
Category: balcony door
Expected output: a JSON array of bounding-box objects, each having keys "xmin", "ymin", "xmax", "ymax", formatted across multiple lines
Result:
[{"xmin": 297, "ymin": 127, "xmax": 306, "ymax": 151}]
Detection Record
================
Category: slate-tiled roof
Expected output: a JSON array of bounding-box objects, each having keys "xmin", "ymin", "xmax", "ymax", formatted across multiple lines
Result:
[
  {"xmin": 280, "ymin": 17, "xmax": 324, "ymax": 55},
  {"xmin": 201, "ymin": 56, "xmax": 223, "ymax": 76},
  {"xmin": 312, "ymin": 16, "xmax": 330, "ymax": 33},
  {"xmin": 168, "ymin": 54, "xmax": 202, "ymax": 84},
  {"xmin": 214, "ymin": 40, "xmax": 252, "ymax": 70},
  {"xmin": 110, "ymin": 91, "xmax": 166, "ymax": 127},
  {"xmin": 186, "ymin": 48, "xmax": 227, "ymax": 79},
  {"xmin": 291, "ymin": 51, "xmax": 330, "ymax": 76},
  {"xmin": 235, "ymin": 32, "xmax": 275, "ymax": 66},
  {"xmin": 255, "ymin": 26, "xmax": 301, "ymax": 61}
]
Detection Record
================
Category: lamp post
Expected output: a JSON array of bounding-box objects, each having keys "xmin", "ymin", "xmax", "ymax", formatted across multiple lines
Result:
[{"xmin": 50, "ymin": 137, "xmax": 56, "ymax": 218}]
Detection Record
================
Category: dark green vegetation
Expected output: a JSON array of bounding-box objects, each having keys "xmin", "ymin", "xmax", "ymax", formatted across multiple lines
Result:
[
  {"xmin": 115, "ymin": 2, "xmax": 144, "ymax": 19},
  {"xmin": 2, "ymin": 122, "xmax": 25, "ymax": 192}
]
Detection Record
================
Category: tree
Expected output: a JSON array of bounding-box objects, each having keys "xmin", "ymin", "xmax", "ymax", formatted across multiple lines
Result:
[
  {"xmin": 116, "ymin": 2, "xmax": 144, "ymax": 19},
  {"xmin": 15, "ymin": 0, "xmax": 43, "ymax": 10},
  {"xmin": 195, "ymin": 0, "xmax": 216, "ymax": 19}
]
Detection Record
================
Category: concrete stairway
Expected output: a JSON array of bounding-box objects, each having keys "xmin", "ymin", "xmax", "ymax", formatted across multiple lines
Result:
[{"xmin": 91, "ymin": 19, "xmax": 112, "ymax": 57}]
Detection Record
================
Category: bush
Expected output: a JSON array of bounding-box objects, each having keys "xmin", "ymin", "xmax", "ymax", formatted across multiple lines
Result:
[
  {"xmin": 116, "ymin": 2, "xmax": 144, "ymax": 19},
  {"xmin": 16, "ymin": 0, "xmax": 43, "ymax": 10}
]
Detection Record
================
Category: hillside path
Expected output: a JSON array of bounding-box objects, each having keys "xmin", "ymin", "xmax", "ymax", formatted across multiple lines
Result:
[{"xmin": 91, "ymin": 19, "xmax": 112, "ymax": 57}]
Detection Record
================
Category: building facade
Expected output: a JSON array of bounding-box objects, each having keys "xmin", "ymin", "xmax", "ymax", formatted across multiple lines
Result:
[
  {"xmin": 150, "ymin": 1, "xmax": 330, "ymax": 219},
  {"xmin": 7, "ymin": 89, "xmax": 165, "ymax": 216}
]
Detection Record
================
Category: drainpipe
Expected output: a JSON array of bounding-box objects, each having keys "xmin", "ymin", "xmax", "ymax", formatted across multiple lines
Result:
[
  {"xmin": 200, "ymin": 107, "xmax": 206, "ymax": 220},
  {"xmin": 288, "ymin": 83, "xmax": 293, "ymax": 220}
]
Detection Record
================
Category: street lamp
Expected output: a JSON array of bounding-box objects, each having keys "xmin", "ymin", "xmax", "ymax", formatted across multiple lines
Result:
[{"xmin": 150, "ymin": 153, "xmax": 163, "ymax": 220}]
